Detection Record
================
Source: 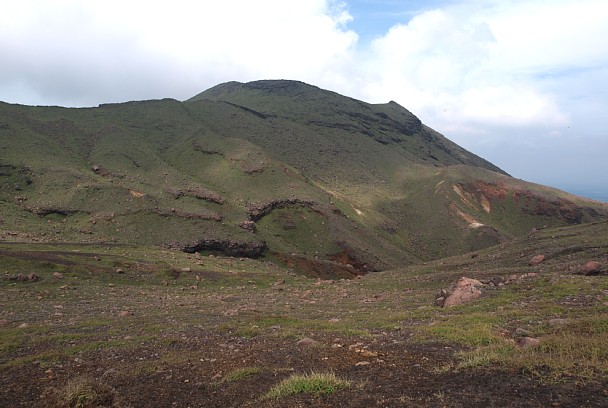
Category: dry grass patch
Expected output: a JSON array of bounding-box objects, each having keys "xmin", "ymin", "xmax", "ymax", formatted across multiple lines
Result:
[{"xmin": 45, "ymin": 375, "xmax": 129, "ymax": 408}]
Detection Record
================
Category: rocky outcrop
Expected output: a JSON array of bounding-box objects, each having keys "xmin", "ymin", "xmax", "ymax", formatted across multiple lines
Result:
[
  {"xmin": 166, "ymin": 186, "xmax": 225, "ymax": 205},
  {"xmin": 247, "ymin": 199, "xmax": 316, "ymax": 221},
  {"xmin": 172, "ymin": 239, "xmax": 267, "ymax": 258}
]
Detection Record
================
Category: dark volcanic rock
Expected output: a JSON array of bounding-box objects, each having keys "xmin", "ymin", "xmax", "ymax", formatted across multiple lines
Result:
[
  {"xmin": 173, "ymin": 239, "xmax": 267, "ymax": 258},
  {"xmin": 247, "ymin": 199, "xmax": 316, "ymax": 221}
]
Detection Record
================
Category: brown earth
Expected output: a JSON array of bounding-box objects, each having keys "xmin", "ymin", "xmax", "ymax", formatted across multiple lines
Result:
[
  {"xmin": 2, "ymin": 232, "xmax": 608, "ymax": 407},
  {"xmin": 2, "ymin": 331, "xmax": 607, "ymax": 407}
]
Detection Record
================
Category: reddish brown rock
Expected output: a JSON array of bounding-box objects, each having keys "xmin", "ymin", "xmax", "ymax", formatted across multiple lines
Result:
[
  {"xmin": 442, "ymin": 277, "xmax": 484, "ymax": 307},
  {"xmin": 580, "ymin": 261, "xmax": 601, "ymax": 275},
  {"xmin": 529, "ymin": 255, "xmax": 546, "ymax": 266}
]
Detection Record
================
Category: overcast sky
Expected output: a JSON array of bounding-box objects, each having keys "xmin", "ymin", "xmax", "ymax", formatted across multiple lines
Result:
[{"xmin": 1, "ymin": 0, "xmax": 607, "ymax": 200}]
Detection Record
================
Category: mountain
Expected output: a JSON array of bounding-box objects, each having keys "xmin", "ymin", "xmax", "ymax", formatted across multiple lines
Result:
[{"xmin": 1, "ymin": 80, "xmax": 607, "ymax": 273}]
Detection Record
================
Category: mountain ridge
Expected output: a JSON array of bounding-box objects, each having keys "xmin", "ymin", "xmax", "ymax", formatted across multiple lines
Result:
[{"xmin": 1, "ymin": 79, "xmax": 607, "ymax": 273}]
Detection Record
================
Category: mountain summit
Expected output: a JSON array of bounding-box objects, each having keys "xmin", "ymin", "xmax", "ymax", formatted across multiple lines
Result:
[{"xmin": 1, "ymin": 80, "xmax": 606, "ymax": 273}]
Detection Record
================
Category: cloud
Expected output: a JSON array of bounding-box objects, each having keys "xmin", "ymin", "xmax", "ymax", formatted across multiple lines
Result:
[
  {"xmin": 351, "ymin": 0, "xmax": 608, "ymax": 195},
  {"xmin": 0, "ymin": 0, "xmax": 357, "ymax": 106},
  {"xmin": 357, "ymin": 2, "xmax": 596, "ymax": 131}
]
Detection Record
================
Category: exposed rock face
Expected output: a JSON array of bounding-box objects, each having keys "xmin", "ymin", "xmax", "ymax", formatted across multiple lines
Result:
[
  {"xmin": 166, "ymin": 186, "xmax": 225, "ymax": 205},
  {"xmin": 579, "ymin": 260, "xmax": 601, "ymax": 275},
  {"xmin": 174, "ymin": 239, "xmax": 267, "ymax": 258},
  {"xmin": 247, "ymin": 199, "xmax": 315, "ymax": 221}
]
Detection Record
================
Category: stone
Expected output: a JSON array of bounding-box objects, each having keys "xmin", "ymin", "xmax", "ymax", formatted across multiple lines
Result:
[
  {"xmin": 442, "ymin": 277, "xmax": 484, "ymax": 307},
  {"xmin": 434, "ymin": 297, "xmax": 445, "ymax": 307},
  {"xmin": 118, "ymin": 311, "xmax": 131, "ymax": 317},
  {"xmin": 490, "ymin": 276, "xmax": 506, "ymax": 286},
  {"xmin": 529, "ymin": 255, "xmax": 545, "ymax": 266},
  {"xmin": 296, "ymin": 337, "xmax": 319, "ymax": 347},
  {"xmin": 580, "ymin": 261, "xmax": 601, "ymax": 275},
  {"xmin": 516, "ymin": 337, "xmax": 541, "ymax": 348},
  {"xmin": 513, "ymin": 328, "xmax": 533, "ymax": 338},
  {"xmin": 115, "ymin": 268, "xmax": 124, "ymax": 274},
  {"xmin": 548, "ymin": 318, "xmax": 568, "ymax": 326},
  {"xmin": 52, "ymin": 272, "xmax": 64, "ymax": 279}
]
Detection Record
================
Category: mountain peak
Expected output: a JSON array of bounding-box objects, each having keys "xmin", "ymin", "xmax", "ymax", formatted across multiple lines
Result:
[{"xmin": 188, "ymin": 79, "xmax": 323, "ymax": 102}]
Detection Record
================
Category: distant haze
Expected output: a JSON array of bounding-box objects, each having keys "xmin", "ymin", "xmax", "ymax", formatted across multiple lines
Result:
[{"xmin": 1, "ymin": 0, "xmax": 607, "ymax": 201}]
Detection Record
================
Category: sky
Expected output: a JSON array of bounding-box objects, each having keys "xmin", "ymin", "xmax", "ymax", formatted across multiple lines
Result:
[{"xmin": 1, "ymin": 0, "xmax": 607, "ymax": 201}]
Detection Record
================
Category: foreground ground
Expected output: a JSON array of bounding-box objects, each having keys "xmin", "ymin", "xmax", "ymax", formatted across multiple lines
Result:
[{"xmin": 1, "ymin": 222, "xmax": 608, "ymax": 407}]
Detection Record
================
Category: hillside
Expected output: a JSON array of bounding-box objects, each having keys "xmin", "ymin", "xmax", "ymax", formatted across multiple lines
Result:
[
  {"xmin": 1, "ymin": 218, "xmax": 607, "ymax": 406},
  {"xmin": 1, "ymin": 80, "xmax": 607, "ymax": 273},
  {"xmin": 2, "ymin": 80, "xmax": 608, "ymax": 406}
]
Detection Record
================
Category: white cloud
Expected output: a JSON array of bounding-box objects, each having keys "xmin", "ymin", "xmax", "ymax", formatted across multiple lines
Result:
[
  {"xmin": 357, "ymin": 2, "xmax": 606, "ymax": 132},
  {"xmin": 0, "ymin": 0, "xmax": 357, "ymax": 106},
  {"xmin": 350, "ymin": 0, "xmax": 608, "ymax": 196}
]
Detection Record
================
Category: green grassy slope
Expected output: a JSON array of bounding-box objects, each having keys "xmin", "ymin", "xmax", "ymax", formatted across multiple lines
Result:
[{"xmin": 1, "ymin": 80, "xmax": 607, "ymax": 272}]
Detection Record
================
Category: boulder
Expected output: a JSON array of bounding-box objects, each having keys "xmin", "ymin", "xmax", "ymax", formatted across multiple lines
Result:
[
  {"xmin": 441, "ymin": 277, "xmax": 484, "ymax": 307},
  {"xmin": 529, "ymin": 255, "xmax": 545, "ymax": 266},
  {"xmin": 579, "ymin": 261, "xmax": 601, "ymax": 275}
]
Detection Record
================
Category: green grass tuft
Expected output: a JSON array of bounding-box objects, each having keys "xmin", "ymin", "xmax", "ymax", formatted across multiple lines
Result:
[
  {"xmin": 220, "ymin": 367, "xmax": 261, "ymax": 383},
  {"xmin": 264, "ymin": 372, "xmax": 351, "ymax": 399}
]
